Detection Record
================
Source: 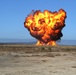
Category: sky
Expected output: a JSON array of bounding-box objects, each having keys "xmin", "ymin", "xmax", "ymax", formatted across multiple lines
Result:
[{"xmin": 0, "ymin": 0, "xmax": 76, "ymax": 40}]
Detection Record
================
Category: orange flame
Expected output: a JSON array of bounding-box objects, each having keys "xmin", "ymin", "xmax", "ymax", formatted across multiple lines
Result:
[{"xmin": 24, "ymin": 9, "xmax": 67, "ymax": 46}]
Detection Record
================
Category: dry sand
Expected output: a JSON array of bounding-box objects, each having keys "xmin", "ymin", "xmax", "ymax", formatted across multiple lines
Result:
[{"xmin": 0, "ymin": 44, "xmax": 76, "ymax": 75}]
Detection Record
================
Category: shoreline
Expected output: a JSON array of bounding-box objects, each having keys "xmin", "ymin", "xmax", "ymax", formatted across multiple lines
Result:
[{"xmin": 0, "ymin": 44, "xmax": 76, "ymax": 52}]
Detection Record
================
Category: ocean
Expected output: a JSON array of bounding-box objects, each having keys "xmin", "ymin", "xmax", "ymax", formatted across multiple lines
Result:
[
  {"xmin": 57, "ymin": 40, "xmax": 76, "ymax": 46},
  {"xmin": 0, "ymin": 39, "xmax": 76, "ymax": 46}
]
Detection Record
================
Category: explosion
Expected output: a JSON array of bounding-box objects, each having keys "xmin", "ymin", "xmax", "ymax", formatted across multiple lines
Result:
[{"xmin": 24, "ymin": 9, "xmax": 67, "ymax": 45}]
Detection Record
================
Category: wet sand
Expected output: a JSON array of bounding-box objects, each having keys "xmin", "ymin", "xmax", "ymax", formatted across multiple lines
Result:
[{"xmin": 0, "ymin": 44, "xmax": 76, "ymax": 75}]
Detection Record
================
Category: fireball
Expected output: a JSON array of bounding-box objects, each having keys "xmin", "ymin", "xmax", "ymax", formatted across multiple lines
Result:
[{"xmin": 24, "ymin": 9, "xmax": 67, "ymax": 45}]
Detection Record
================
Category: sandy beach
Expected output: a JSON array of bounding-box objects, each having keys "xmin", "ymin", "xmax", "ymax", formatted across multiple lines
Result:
[{"xmin": 0, "ymin": 44, "xmax": 76, "ymax": 75}]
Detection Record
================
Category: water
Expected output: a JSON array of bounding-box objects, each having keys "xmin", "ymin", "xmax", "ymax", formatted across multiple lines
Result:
[
  {"xmin": 57, "ymin": 40, "xmax": 76, "ymax": 46},
  {"xmin": 0, "ymin": 39, "xmax": 36, "ymax": 44},
  {"xmin": 0, "ymin": 39, "xmax": 76, "ymax": 46}
]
